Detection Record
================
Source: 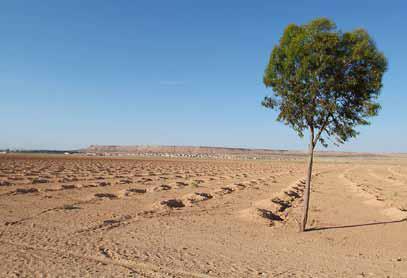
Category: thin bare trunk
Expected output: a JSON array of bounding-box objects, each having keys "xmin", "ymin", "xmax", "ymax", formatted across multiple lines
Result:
[{"xmin": 300, "ymin": 132, "xmax": 315, "ymax": 232}]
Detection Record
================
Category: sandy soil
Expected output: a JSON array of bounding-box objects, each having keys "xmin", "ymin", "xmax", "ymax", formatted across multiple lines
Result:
[{"xmin": 0, "ymin": 154, "xmax": 406, "ymax": 277}]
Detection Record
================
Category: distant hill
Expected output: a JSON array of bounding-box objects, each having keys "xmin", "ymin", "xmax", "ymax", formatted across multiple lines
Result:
[
  {"xmin": 81, "ymin": 145, "xmax": 296, "ymax": 156},
  {"xmin": 80, "ymin": 145, "xmax": 392, "ymax": 158}
]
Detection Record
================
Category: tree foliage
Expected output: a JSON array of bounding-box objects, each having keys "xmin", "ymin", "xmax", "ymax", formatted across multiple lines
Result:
[{"xmin": 263, "ymin": 18, "xmax": 387, "ymax": 148}]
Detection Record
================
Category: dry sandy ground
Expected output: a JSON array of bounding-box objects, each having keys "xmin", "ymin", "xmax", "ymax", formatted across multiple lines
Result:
[{"xmin": 0, "ymin": 154, "xmax": 406, "ymax": 277}]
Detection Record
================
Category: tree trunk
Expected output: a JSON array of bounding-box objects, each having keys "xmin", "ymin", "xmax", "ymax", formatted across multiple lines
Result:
[{"xmin": 300, "ymin": 137, "xmax": 315, "ymax": 232}]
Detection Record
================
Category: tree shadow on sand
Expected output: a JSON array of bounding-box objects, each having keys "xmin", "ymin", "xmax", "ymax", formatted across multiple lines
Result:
[{"xmin": 307, "ymin": 218, "xmax": 406, "ymax": 232}]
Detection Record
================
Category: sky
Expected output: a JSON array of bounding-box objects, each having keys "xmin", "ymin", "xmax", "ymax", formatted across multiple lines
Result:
[{"xmin": 1, "ymin": 0, "xmax": 406, "ymax": 152}]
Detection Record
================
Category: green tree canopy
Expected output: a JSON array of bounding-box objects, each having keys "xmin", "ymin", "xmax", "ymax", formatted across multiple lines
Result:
[
  {"xmin": 263, "ymin": 18, "xmax": 387, "ymax": 148},
  {"xmin": 263, "ymin": 18, "xmax": 387, "ymax": 232}
]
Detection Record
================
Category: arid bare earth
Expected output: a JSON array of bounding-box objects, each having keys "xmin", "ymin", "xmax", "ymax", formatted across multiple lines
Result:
[{"xmin": 0, "ymin": 154, "xmax": 406, "ymax": 277}]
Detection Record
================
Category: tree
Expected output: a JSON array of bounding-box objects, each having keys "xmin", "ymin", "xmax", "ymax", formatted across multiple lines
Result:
[{"xmin": 262, "ymin": 18, "xmax": 387, "ymax": 232}]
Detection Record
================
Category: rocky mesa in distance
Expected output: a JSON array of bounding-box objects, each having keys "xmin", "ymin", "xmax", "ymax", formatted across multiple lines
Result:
[
  {"xmin": 82, "ymin": 145, "xmax": 295, "ymax": 156},
  {"xmin": 80, "ymin": 145, "xmax": 392, "ymax": 159}
]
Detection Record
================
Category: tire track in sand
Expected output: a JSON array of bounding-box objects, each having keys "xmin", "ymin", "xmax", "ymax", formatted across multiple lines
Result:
[
  {"xmin": 340, "ymin": 166, "xmax": 407, "ymax": 221},
  {"xmin": 0, "ymin": 240, "xmax": 214, "ymax": 278}
]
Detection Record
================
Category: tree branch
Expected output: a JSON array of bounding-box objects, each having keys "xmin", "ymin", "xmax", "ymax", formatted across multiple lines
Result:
[{"xmin": 313, "ymin": 113, "xmax": 331, "ymax": 146}]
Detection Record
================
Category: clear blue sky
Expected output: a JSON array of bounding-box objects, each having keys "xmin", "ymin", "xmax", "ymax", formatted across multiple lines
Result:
[{"xmin": 1, "ymin": 0, "xmax": 406, "ymax": 152}]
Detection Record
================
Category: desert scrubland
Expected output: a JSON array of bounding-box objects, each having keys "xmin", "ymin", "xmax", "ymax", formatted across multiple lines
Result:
[{"xmin": 0, "ymin": 154, "xmax": 406, "ymax": 277}]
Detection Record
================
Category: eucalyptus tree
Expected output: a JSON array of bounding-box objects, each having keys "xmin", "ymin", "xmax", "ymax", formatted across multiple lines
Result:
[{"xmin": 263, "ymin": 18, "xmax": 387, "ymax": 232}]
